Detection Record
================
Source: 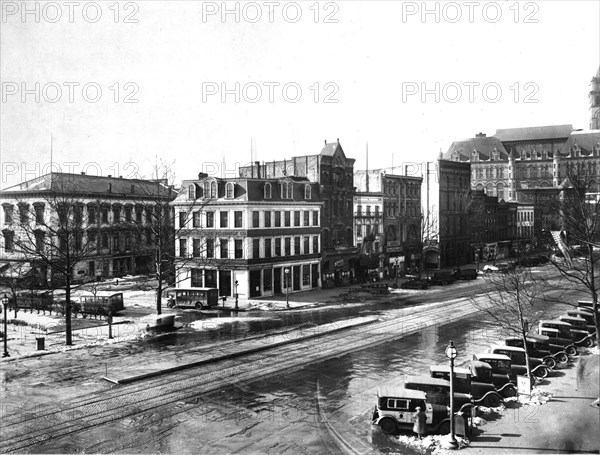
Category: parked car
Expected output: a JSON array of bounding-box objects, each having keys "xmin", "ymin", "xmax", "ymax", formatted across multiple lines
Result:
[
  {"xmin": 504, "ymin": 337, "xmax": 565, "ymax": 368},
  {"xmin": 559, "ymin": 315, "xmax": 595, "ymax": 335},
  {"xmin": 472, "ymin": 353, "xmax": 518, "ymax": 389},
  {"xmin": 525, "ymin": 334, "xmax": 571, "ymax": 363},
  {"xmin": 428, "ymin": 271, "xmax": 455, "ymax": 286},
  {"xmin": 488, "ymin": 345, "xmax": 549, "ymax": 378},
  {"xmin": 482, "ymin": 264, "xmax": 499, "ymax": 273},
  {"xmin": 452, "ymin": 268, "xmax": 478, "ymax": 280},
  {"xmin": 538, "ymin": 327, "xmax": 578, "ymax": 356},
  {"xmin": 429, "ymin": 365, "xmax": 503, "ymax": 407},
  {"xmin": 467, "ymin": 358, "xmax": 517, "ymax": 398},
  {"xmin": 361, "ymin": 283, "xmax": 391, "ymax": 295},
  {"xmin": 400, "ymin": 375, "xmax": 472, "ymax": 410},
  {"xmin": 539, "ymin": 319, "xmax": 594, "ymax": 348},
  {"xmin": 371, "ymin": 387, "xmax": 470, "ymax": 436},
  {"xmin": 400, "ymin": 278, "xmax": 429, "ymax": 290}
]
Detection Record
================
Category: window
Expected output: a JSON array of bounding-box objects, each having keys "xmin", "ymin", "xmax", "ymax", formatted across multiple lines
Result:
[
  {"xmin": 191, "ymin": 269, "xmax": 202, "ymax": 287},
  {"xmin": 113, "ymin": 206, "xmax": 121, "ymax": 223},
  {"xmin": 294, "ymin": 236, "xmax": 300, "ymax": 255},
  {"xmin": 125, "ymin": 206, "xmax": 132, "ymax": 222},
  {"xmin": 206, "ymin": 238, "xmax": 214, "ymax": 258},
  {"xmin": 304, "ymin": 184, "xmax": 311, "ymax": 199},
  {"xmin": 35, "ymin": 205, "xmax": 45, "ymax": 224},
  {"xmin": 375, "ymin": 206, "xmax": 379, "ymax": 216},
  {"xmin": 357, "ymin": 225, "xmax": 362, "ymax": 237},
  {"xmin": 220, "ymin": 238, "xmax": 228, "ymax": 258},
  {"xmin": 206, "ymin": 211, "xmax": 214, "ymax": 228},
  {"xmin": 19, "ymin": 204, "xmax": 28, "ymax": 223},
  {"xmin": 135, "ymin": 207, "xmax": 143, "ymax": 223},
  {"xmin": 252, "ymin": 211, "xmax": 260, "ymax": 228},
  {"xmin": 303, "ymin": 236, "xmax": 309, "ymax": 254},
  {"xmin": 193, "ymin": 238, "xmax": 201, "ymax": 257},
  {"xmin": 285, "ymin": 237, "xmax": 291, "ymax": 255},
  {"xmin": 253, "ymin": 239, "xmax": 260, "ymax": 258},
  {"xmin": 145, "ymin": 229, "xmax": 152, "ymax": 246},
  {"xmin": 366, "ymin": 205, "xmax": 371, "ymax": 216},
  {"xmin": 226, "ymin": 182, "xmax": 234, "ymax": 199},
  {"xmin": 211, "ymin": 181, "xmax": 217, "ymax": 198},
  {"xmin": 204, "ymin": 181, "xmax": 210, "ymax": 198},
  {"xmin": 205, "ymin": 270, "xmax": 217, "ymax": 288},
  {"xmin": 102, "ymin": 232, "xmax": 109, "ymax": 249},
  {"xmin": 294, "ymin": 211, "xmax": 300, "ymax": 226},
  {"xmin": 275, "ymin": 238, "xmax": 282, "ymax": 256},
  {"xmin": 58, "ymin": 205, "xmax": 68, "ymax": 225},
  {"xmin": 179, "ymin": 212, "xmax": 187, "ymax": 228},
  {"xmin": 264, "ymin": 182, "xmax": 272, "ymax": 199},
  {"xmin": 234, "ymin": 211, "xmax": 243, "ymax": 228},
  {"xmin": 303, "ymin": 264, "xmax": 310, "ymax": 286},
  {"xmin": 220, "ymin": 211, "xmax": 228, "ymax": 228},
  {"xmin": 313, "ymin": 211, "xmax": 318, "ymax": 226},
  {"xmin": 235, "ymin": 239, "xmax": 243, "ymax": 258},
  {"xmin": 3, "ymin": 230, "xmax": 14, "ymax": 252},
  {"xmin": 284, "ymin": 211, "xmax": 291, "ymax": 227},
  {"xmin": 264, "ymin": 211, "xmax": 271, "ymax": 228},
  {"xmin": 87, "ymin": 230, "xmax": 96, "ymax": 244},
  {"xmin": 275, "ymin": 211, "xmax": 281, "ymax": 227},
  {"xmin": 188, "ymin": 184, "xmax": 196, "ymax": 200},
  {"xmin": 145, "ymin": 207, "xmax": 152, "ymax": 224},
  {"xmin": 124, "ymin": 233, "xmax": 132, "ymax": 250},
  {"xmin": 303, "ymin": 211, "xmax": 309, "ymax": 226},
  {"xmin": 193, "ymin": 211, "xmax": 201, "ymax": 228},
  {"xmin": 3, "ymin": 205, "xmax": 13, "ymax": 224},
  {"xmin": 113, "ymin": 234, "xmax": 120, "ymax": 251},
  {"xmin": 313, "ymin": 235, "xmax": 319, "ymax": 253},
  {"xmin": 264, "ymin": 238, "xmax": 272, "ymax": 257}
]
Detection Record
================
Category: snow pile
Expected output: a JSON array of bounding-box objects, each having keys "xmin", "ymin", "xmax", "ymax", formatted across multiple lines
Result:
[
  {"xmin": 519, "ymin": 388, "xmax": 552, "ymax": 406},
  {"xmin": 8, "ymin": 312, "xmax": 59, "ymax": 331},
  {"xmin": 394, "ymin": 434, "xmax": 470, "ymax": 453},
  {"xmin": 587, "ymin": 345, "xmax": 599, "ymax": 355},
  {"xmin": 189, "ymin": 317, "xmax": 270, "ymax": 330},
  {"xmin": 475, "ymin": 403, "xmax": 505, "ymax": 416}
]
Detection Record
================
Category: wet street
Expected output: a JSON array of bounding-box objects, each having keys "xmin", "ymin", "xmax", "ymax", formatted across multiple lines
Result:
[{"xmin": 0, "ymin": 273, "xmax": 582, "ymax": 454}]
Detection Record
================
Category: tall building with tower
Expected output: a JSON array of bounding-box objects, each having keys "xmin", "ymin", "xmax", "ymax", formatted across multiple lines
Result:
[{"xmin": 590, "ymin": 66, "xmax": 600, "ymax": 130}]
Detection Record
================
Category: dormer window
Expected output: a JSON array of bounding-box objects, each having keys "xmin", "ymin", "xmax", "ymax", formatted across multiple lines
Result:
[
  {"xmin": 470, "ymin": 150, "xmax": 478, "ymax": 162},
  {"xmin": 304, "ymin": 184, "xmax": 311, "ymax": 200},
  {"xmin": 203, "ymin": 182, "xmax": 210, "ymax": 199},
  {"xmin": 188, "ymin": 184, "xmax": 196, "ymax": 200},
  {"xmin": 211, "ymin": 181, "xmax": 217, "ymax": 198},
  {"xmin": 264, "ymin": 182, "xmax": 272, "ymax": 199},
  {"xmin": 280, "ymin": 181, "xmax": 293, "ymax": 199},
  {"xmin": 226, "ymin": 182, "xmax": 234, "ymax": 199}
]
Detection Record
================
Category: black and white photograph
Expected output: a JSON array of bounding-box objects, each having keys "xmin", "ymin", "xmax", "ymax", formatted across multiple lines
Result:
[{"xmin": 1, "ymin": 1, "xmax": 599, "ymax": 454}]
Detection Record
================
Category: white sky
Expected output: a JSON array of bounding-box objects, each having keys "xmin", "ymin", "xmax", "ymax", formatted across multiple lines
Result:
[{"xmin": 1, "ymin": 1, "xmax": 599, "ymax": 196}]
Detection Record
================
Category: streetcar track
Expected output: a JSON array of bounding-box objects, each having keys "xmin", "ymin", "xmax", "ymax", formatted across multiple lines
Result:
[{"xmin": 0, "ymin": 296, "xmax": 489, "ymax": 452}]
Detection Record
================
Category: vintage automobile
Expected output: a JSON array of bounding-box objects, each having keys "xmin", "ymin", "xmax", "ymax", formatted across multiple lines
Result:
[
  {"xmin": 539, "ymin": 320, "xmax": 593, "ymax": 348},
  {"xmin": 559, "ymin": 315, "xmax": 596, "ymax": 335},
  {"xmin": 361, "ymin": 283, "xmax": 391, "ymax": 295},
  {"xmin": 428, "ymin": 272, "xmax": 455, "ymax": 286},
  {"xmin": 429, "ymin": 365, "xmax": 503, "ymax": 407},
  {"xmin": 451, "ymin": 268, "xmax": 479, "ymax": 280},
  {"xmin": 371, "ymin": 387, "xmax": 470, "ymax": 436},
  {"xmin": 399, "ymin": 375, "xmax": 472, "ymax": 410},
  {"xmin": 538, "ymin": 327, "xmax": 578, "ymax": 356},
  {"xmin": 504, "ymin": 337, "xmax": 565, "ymax": 368},
  {"xmin": 400, "ymin": 278, "xmax": 430, "ymax": 290},
  {"xmin": 472, "ymin": 353, "xmax": 520, "ymax": 388},
  {"xmin": 489, "ymin": 345, "xmax": 549, "ymax": 378},
  {"xmin": 467, "ymin": 359, "xmax": 517, "ymax": 398},
  {"xmin": 566, "ymin": 308, "xmax": 596, "ymax": 325}
]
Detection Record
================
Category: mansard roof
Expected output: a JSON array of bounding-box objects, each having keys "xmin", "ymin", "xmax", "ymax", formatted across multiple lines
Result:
[
  {"xmin": 560, "ymin": 130, "xmax": 600, "ymax": 156},
  {"xmin": 444, "ymin": 136, "xmax": 508, "ymax": 161},
  {"xmin": 494, "ymin": 124, "xmax": 573, "ymax": 142}
]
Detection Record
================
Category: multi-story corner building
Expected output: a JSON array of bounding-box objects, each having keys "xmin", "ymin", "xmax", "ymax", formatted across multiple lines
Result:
[
  {"xmin": 0, "ymin": 172, "xmax": 176, "ymax": 285},
  {"xmin": 438, "ymin": 159, "xmax": 471, "ymax": 267},
  {"xmin": 239, "ymin": 139, "xmax": 357, "ymax": 287},
  {"xmin": 171, "ymin": 174, "xmax": 322, "ymax": 300}
]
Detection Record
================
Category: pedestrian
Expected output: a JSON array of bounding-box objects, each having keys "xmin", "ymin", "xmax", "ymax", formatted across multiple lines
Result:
[{"xmin": 412, "ymin": 406, "xmax": 427, "ymax": 440}]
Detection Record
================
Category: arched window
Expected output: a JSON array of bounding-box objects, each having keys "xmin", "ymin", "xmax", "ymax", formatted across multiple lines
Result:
[
  {"xmin": 188, "ymin": 184, "xmax": 196, "ymax": 200},
  {"xmin": 486, "ymin": 183, "xmax": 494, "ymax": 195},
  {"xmin": 226, "ymin": 182, "xmax": 234, "ymax": 199},
  {"xmin": 304, "ymin": 184, "xmax": 311, "ymax": 200},
  {"xmin": 287, "ymin": 182, "xmax": 293, "ymax": 199},
  {"xmin": 210, "ymin": 181, "xmax": 217, "ymax": 198},
  {"xmin": 497, "ymin": 182, "xmax": 504, "ymax": 200},
  {"xmin": 264, "ymin": 183, "xmax": 272, "ymax": 199},
  {"xmin": 203, "ymin": 182, "xmax": 210, "ymax": 199}
]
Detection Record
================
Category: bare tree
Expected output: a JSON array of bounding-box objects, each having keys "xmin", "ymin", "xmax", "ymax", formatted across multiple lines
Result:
[
  {"xmin": 9, "ymin": 177, "xmax": 98, "ymax": 345},
  {"xmin": 473, "ymin": 263, "xmax": 550, "ymax": 380},
  {"xmin": 0, "ymin": 262, "xmax": 38, "ymax": 318},
  {"xmin": 545, "ymin": 169, "xmax": 600, "ymax": 346}
]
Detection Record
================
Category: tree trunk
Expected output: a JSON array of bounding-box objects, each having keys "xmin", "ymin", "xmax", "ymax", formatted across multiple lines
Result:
[
  {"xmin": 588, "ymin": 245, "xmax": 600, "ymax": 346},
  {"xmin": 65, "ymin": 273, "xmax": 72, "ymax": 345},
  {"xmin": 156, "ymin": 277, "xmax": 162, "ymax": 315}
]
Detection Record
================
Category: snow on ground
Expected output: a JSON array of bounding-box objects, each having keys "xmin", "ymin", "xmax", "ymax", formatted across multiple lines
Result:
[
  {"xmin": 8, "ymin": 312, "xmax": 60, "ymax": 330},
  {"xmin": 394, "ymin": 433, "xmax": 470, "ymax": 453}
]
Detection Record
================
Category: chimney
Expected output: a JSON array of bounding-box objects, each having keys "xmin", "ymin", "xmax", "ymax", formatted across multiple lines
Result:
[
  {"xmin": 255, "ymin": 161, "xmax": 261, "ymax": 179},
  {"xmin": 324, "ymin": 139, "xmax": 327, "ymax": 145},
  {"xmin": 107, "ymin": 174, "xmax": 112, "ymax": 178},
  {"xmin": 337, "ymin": 138, "xmax": 339, "ymax": 143},
  {"xmin": 119, "ymin": 175, "xmax": 123, "ymax": 178},
  {"xmin": 80, "ymin": 171, "xmax": 85, "ymax": 175},
  {"xmin": 198, "ymin": 172, "xmax": 208, "ymax": 179},
  {"xmin": 476, "ymin": 132, "xmax": 486, "ymax": 138}
]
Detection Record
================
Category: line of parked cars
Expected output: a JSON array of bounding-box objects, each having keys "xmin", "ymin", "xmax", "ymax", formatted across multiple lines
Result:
[
  {"xmin": 400, "ymin": 268, "xmax": 479, "ymax": 290},
  {"xmin": 371, "ymin": 300, "xmax": 597, "ymax": 438}
]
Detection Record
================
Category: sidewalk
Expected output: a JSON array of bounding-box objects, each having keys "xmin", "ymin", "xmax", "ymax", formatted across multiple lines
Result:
[{"xmin": 465, "ymin": 351, "xmax": 600, "ymax": 454}]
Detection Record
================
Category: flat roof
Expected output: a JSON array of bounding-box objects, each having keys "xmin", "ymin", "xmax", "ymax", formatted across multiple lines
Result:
[{"xmin": 377, "ymin": 387, "xmax": 426, "ymax": 399}]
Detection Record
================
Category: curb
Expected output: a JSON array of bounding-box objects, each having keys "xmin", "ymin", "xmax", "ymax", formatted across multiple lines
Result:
[{"xmin": 101, "ymin": 318, "xmax": 379, "ymax": 385}]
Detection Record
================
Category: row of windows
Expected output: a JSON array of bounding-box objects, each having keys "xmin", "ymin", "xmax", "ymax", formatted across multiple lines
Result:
[
  {"xmin": 385, "ymin": 203, "xmax": 419, "ymax": 218},
  {"xmin": 188, "ymin": 181, "xmax": 313, "ymax": 200},
  {"xmin": 179, "ymin": 210, "xmax": 319, "ymax": 229},
  {"xmin": 178, "ymin": 236, "xmax": 320, "ymax": 259},
  {"xmin": 355, "ymin": 205, "xmax": 381, "ymax": 216},
  {"xmin": 383, "ymin": 181, "xmax": 420, "ymax": 197},
  {"xmin": 356, "ymin": 224, "xmax": 381, "ymax": 237}
]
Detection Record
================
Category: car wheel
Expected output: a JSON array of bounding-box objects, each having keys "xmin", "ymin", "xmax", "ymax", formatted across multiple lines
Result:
[
  {"xmin": 584, "ymin": 337, "xmax": 594, "ymax": 348},
  {"xmin": 533, "ymin": 366, "xmax": 548, "ymax": 379},
  {"xmin": 195, "ymin": 301, "xmax": 203, "ymax": 309},
  {"xmin": 503, "ymin": 385, "xmax": 517, "ymax": 398},
  {"xmin": 555, "ymin": 352, "xmax": 569, "ymax": 364},
  {"xmin": 566, "ymin": 345, "xmax": 578, "ymax": 356},
  {"xmin": 484, "ymin": 393, "xmax": 501, "ymax": 408},
  {"xmin": 379, "ymin": 418, "xmax": 397, "ymax": 435},
  {"xmin": 543, "ymin": 357, "xmax": 557, "ymax": 369},
  {"xmin": 437, "ymin": 421, "xmax": 450, "ymax": 435}
]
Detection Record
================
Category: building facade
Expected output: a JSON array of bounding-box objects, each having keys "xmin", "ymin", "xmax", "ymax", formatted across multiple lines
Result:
[
  {"xmin": 0, "ymin": 172, "xmax": 175, "ymax": 285},
  {"xmin": 590, "ymin": 66, "xmax": 600, "ymax": 130},
  {"xmin": 171, "ymin": 174, "xmax": 322, "ymax": 300},
  {"xmin": 239, "ymin": 139, "xmax": 357, "ymax": 287}
]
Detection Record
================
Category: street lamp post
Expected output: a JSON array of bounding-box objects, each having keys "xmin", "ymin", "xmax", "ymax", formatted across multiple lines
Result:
[
  {"xmin": 445, "ymin": 340, "xmax": 458, "ymax": 449},
  {"xmin": 234, "ymin": 280, "xmax": 239, "ymax": 311},
  {"xmin": 395, "ymin": 257, "xmax": 400, "ymax": 287},
  {"xmin": 284, "ymin": 268, "xmax": 290, "ymax": 309},
  {"xmin": 2, "ymin": 294, "xmax": 10, "ymax": 358}
]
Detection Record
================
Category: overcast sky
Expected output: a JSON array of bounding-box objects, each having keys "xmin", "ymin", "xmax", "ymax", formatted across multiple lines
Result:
[{"xmin": 1, "ymin": 1, "xmax": 599, "ymax": 192}]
